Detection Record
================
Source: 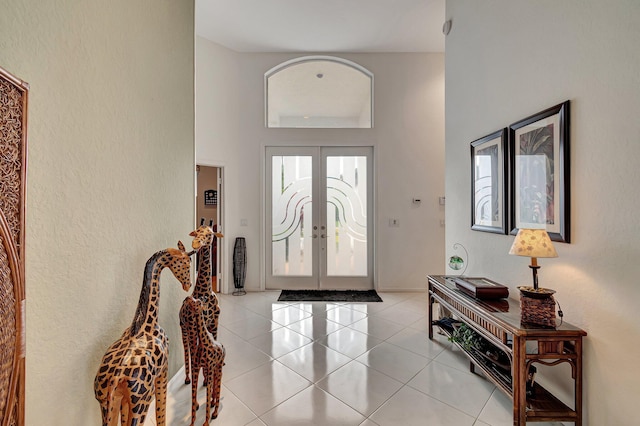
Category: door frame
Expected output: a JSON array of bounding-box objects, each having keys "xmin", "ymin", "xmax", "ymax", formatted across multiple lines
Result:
[
  {"xmin": 196, "ymin": 161, "xmax": 226, "ymax": 293},
  {"xmin": 263, "ymin": 145, "xmax": 375, "ymax": 291}
]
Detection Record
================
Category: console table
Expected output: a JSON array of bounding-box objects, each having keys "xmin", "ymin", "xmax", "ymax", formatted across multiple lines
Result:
[{"xmin": 427, "ymin": 275, "xmax": 586, "ymax": 425}]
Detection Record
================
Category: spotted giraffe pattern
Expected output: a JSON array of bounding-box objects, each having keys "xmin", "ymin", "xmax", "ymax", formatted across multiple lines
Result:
[
  {"xmin": 179, "ymin": 225, "xmax": 223, "ymax": 385},
  {"xmin": 94, "ymin": 242, "xmax": 193, "ymax": 426},
  {"xmin": 186, "ymin": 296, "xmax": 225, "ymax": 425}
]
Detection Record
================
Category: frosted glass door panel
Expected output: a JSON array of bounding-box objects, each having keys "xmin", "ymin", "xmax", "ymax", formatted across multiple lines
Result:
[
  {"xmin": 271, "ymin": 155, "xmax": 313, "ymax": 276},
  {"xmin": 326, "ymin": 156, "xmax": 368, "ymax": 276},
  {"xmin": 266, "ymin": 146, "xmax": 372, "ymax": 290}
]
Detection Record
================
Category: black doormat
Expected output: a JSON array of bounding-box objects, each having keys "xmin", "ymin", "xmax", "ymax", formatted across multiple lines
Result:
[{"xmin": 278, "ymin": 289, "xmax": 383, "ymax": 302}]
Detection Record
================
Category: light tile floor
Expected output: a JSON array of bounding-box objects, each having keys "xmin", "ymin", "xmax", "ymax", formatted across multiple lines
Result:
[{"xmin": 145, "ymin": 291, "xmax": 564, "ymax": 426}]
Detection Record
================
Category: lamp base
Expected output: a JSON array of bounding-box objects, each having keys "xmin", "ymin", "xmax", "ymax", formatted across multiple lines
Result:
[
  {"xmin": 520, "ymin": 292, "xmax": 556, "ymax": 328},
  {"xmin": 517, "ymin": 286, "xmax": 556, "ymax": 299}
]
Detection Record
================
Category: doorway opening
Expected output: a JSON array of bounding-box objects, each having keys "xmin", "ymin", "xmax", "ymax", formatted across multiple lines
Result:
[{"xmin": 196, "ymin": 165, "xmax": 224, "ymax": 292}]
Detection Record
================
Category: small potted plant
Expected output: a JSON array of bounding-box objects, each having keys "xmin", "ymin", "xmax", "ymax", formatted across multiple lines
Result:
[{"xmin": 449, "ymin": 255, "xmax": 464, "ymax": 271}]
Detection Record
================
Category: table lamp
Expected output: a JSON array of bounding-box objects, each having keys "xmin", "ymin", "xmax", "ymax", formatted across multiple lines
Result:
[
  {"xmin": 509, "ymin": 228, "xmax": 557, "ymax": 291},
  {"xmin": 509, "ymin": 228, "xmax": 558, "ymax": 327}
]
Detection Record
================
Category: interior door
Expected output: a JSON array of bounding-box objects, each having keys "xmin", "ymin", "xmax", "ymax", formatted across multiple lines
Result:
[
  {"xmin": 266, "ymin": 146, "xmax": 373, "ymax": 290},
  {"xmin": 196, "ymin": 165, "xmax": 224, "ymax": 292}
]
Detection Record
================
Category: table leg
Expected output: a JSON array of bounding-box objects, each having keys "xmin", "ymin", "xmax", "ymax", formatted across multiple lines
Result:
[
  {"xmin": 575, "ymin": 337, "xmax": 583, "ymax": 426},
  {"xmin": 512, "ymin": 336, "xmax": 527, "ymax": 425},
  {"xmin": 428, "ymin": 289, "xmax": 433, "ymax": 340}
]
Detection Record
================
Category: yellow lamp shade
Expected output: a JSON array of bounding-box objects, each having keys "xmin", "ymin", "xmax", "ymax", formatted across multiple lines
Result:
[{"xmin": 509, "ymin": 229, "xmax": 558, "ymax": 258}]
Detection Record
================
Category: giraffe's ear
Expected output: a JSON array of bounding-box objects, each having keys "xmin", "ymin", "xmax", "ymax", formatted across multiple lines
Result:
[{"xmin": 178, "ymin": 241, "xmax": 186, "ymax": 252}]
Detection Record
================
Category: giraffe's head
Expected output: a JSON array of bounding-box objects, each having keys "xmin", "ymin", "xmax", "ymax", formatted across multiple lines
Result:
[
  {"xmin": 185, "ymin": 295, "xmax": 206, "ymax": 323},
  {"xmin": 189, "ymin": 225, "xmax": 224, "ymax": 250},
  {"xmin": 186, "ymin": 295, "xmax": 203, "ymax": 310},
  {"xmin": 165, "ymin": 241, "xmax": 192, "ymax": 291}
]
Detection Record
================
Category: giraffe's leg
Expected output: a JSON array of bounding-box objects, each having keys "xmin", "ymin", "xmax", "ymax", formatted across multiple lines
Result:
[
  {"xmin": 212, "ymin": 361, "xmax": 223, "ymax": 419},
  {"xmin": 128, "ymin": 391, "xmax": 153, "ymax": 426},
  {"xmin": 200, "ymin": 333, "xmax": 208, "ymax": 388},
  {"xmin": 190, "ymin": 359, "xmax": 200, "ymax": 426},
  {"xmin": 203, "ymin": 306, "xmax": 219, "ymax": 388},
  {"xmin": 204, "ymin": 300, "xmax": 219, "ymax": 342},
  {"xmin": 180, "ymin": 306, "xmax": 192, "ymax": 385},
  {"xmin": 190, "ymin": 325, "xmax": 202, "ymax": 389},
  {"xmin": 155, "ymin": 365, "xmax": 169, "ymax": 426},
  {"xmin": 120, "ymin": 397, "xmax": 129, "ymax": 426},
  {"xmin": 98, "ymin": 397, "xmax": 120, "ymax": 426},
  {"xmin": 98, "ymin": 404, "xmax": 110, "ymax": 426},
  {"xmin": 213, "ymin": 305, "xmax": 220, "ymax": 341},
  {"xmin": 204, "ymin": 366, "xmax": 213, "ymax": 425},
  {"xmin": 208, "ymin": 302, "xmax": 220, "ymax": 341},
  {"xmin": 98, "ymin": 380, "xmax": 123, "ymax": 426}
]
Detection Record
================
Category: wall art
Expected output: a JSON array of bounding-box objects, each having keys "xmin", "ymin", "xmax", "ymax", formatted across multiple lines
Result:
[
  {"xmin": 471, "ymin": 129, "xmax": 507, "ymax": 234},
  {"xmin": 509, "ymin": 101, "xmax": 570, "ymax": 242}
]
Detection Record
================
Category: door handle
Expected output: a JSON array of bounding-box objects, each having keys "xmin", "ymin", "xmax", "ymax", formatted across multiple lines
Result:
[
  {"xmin": 313, "ymin": 234, "xmax": 318, "ymax": 238},
  {"xmin": 321, "ymin": 234, "xmax": 326, "ymax": 238}
]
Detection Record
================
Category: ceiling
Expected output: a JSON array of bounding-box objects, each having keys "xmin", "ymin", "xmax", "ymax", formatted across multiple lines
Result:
[{"xmin": 196, "ymin": 0, "xmax": 446, "ymax": 53}]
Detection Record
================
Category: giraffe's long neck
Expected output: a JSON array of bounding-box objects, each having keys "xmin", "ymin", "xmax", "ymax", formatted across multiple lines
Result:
[
  {"xmin": 130, "ymin": 250, "xmax": 166, "ymax": 335},
  {"xmin": 192, "ymin": 244, "xmax": 212, "ymax": 298},
  {"xmin": 195, "ymin": 307, "xmax": 209, "ymax": 343}
]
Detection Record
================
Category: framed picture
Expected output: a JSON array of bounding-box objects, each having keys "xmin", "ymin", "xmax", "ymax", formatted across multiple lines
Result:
[
  {"xmin": 471, "ymin": 129, "xmax": 507, "ymax": 234},
  {"xmin": 204, "ymin": 189, "xmax": 217, "ymax": 206},
  {"xmin": 509, "ymin": 101, "xmax": 570, "ymax": 242}
]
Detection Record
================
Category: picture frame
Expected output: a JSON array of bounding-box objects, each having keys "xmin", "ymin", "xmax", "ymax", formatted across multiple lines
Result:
[
  {"xmin": 204, "ymin": 189, "xmax": 217, "ymax": 206},
  {"xmin": 471, "ymin": 129, "xmax": 508, "ymax": 234},
  {"xmin": 509, "ymin": 101, "xmax": 570, "ymax": 242}
]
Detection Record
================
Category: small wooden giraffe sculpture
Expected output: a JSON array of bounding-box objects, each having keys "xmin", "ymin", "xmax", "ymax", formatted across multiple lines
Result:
[
  {"xmin": 186, "ymin": 296, "xmax": 225, "ymax": 425},
  {"xmin": 179, "ymin": 225, "xmax": 223, "ymax": 385},
  {"xmin": 94, "ymin": 242, "xmax": 193, "ymax": 426}
]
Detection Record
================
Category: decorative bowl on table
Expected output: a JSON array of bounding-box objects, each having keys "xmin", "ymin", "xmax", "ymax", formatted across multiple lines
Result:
[{"xmin": 517, "ymin": 286, "xmax": 556, "ymax": 299}]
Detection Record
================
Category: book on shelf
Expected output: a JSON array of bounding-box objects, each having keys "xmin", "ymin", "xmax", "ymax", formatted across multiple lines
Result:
[{"xmin": 452, "ymin": 277, "xmax": 509, "ymax": 300}]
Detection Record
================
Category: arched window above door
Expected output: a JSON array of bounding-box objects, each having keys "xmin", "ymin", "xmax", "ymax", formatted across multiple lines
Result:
[{"xmin": 265, "ymin": 56, "xmax": 373, "ymax": 128}]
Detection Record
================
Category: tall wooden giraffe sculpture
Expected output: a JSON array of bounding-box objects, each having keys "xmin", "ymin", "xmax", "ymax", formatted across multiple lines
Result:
[
  {"xmin": 179, "ymin": 225, "xmax": 223, "ymax": 385},
  {"xmin": 94, "ymin": 242, "xmax": 193, "ymax": 426},
  {"xmin": 186, "ymin": 296, "xmax": 225, "ymax": 425}
]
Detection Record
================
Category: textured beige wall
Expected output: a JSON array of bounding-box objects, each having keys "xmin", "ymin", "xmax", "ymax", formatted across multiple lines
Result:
[
  {"xmin": 0, "ymin": 1, "xmax": 194, "ymax": 424},
  {"xmin": 445, "ymin": 1, "xmax": 640, "ymax": 423},
  {"xmin": 196, "ymin": 38, "xmax": 446, "ymax": 293}
]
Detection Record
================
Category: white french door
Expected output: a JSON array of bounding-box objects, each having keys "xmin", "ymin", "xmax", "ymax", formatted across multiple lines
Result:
[{"xmin": 266, "ymin": 146, "xmax": 373, "ymax": 290}]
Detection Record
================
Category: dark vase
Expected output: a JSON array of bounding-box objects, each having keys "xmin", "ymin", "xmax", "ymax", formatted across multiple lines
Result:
[{"xmin": 233, "ymin": 237, "xmax": 246, "ymax": 295}]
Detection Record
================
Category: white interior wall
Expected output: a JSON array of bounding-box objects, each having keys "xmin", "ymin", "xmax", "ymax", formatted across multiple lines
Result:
[
  {"xmin": 195, "ymin": 39, "xmax": 240, "ymax": 291},
  {"xmin": 445, "ymin": 1, "xmax": 640, "ymax": 423},
  {"xmin": 196, "ymin": 37, "xmax": 445, "ymax": 293},
  {"xmin": 1, "ymin": 1, "xmax": 195, "ymax": 424}
]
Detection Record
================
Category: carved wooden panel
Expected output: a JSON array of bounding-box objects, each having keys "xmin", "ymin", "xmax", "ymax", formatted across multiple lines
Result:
[{"xmin": 0, "ymin": 66, "xmax": 28, "ymax": 426}]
